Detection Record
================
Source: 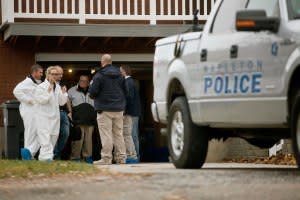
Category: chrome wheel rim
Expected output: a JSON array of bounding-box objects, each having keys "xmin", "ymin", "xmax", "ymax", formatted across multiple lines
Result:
[{"xmin": 171, "ymin": 110, "xmax": 184, "ymax": 158}]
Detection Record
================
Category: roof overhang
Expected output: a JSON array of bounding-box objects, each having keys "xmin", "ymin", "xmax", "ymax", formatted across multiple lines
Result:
[
  {"xmin": 35, "ymin": 53, "xmax": 154, "ymax": 62},
  {"xmin": 2, "ymin": 23, "xmax": 191, "ymax": 41}
]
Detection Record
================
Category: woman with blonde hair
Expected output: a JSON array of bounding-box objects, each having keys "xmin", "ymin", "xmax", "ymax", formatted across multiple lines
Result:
[{"xmin": 34, "ymin": 66, "xmax": 68, "ymax": 161}]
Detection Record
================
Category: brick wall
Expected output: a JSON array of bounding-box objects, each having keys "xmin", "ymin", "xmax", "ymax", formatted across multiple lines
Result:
[
  {"xmin": 225, "ymin": 138, "xmax": 269, "ymax": 159},
  {"xmin": 0, "ymin": 0, "xmax": 2, "ymax": 24},
  {"xmin": 206, "ymin": 138, "xmax": 269, "ymax": 162},
  {"xmin": 281, "ymin": 139, "xmax": 293, "ymax": 154},
  {"xmin": 0, "ymin": 127, "xmax": 3, "ymax": 158},
  {"xmin": 0, "ymin": 38, "xmax": 35, "ymax": 126},
  {"xmin": 206, "ymin": 138, "xmax": 294, "ymax": 162}
]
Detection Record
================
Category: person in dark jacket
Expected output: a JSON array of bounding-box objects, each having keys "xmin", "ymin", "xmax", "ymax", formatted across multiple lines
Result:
[
  {"xmin": 89, "ymin": 54, "xmax": 127, "ymax": 165},
  {"xmin": 120, "ymin": 65, "xmax": 140, "ymax": 163},
  {"xmin": 68, "ymin": 75, "xmax": 96, "ymax": 164}
]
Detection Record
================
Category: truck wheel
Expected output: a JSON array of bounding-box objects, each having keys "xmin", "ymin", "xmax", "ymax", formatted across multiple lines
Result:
[
  {"xmin": 168, "ymin": 97, "xmax": 208, "ymax": 169},
  {"xmin": 291, "ymin": 92, "xmax": 300, "ymax": 168}
]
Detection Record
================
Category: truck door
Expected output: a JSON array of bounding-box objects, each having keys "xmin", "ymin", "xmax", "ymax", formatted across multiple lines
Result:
[
  {"xmin": 197, "ymin": 0, "xmax": 296, "ymax": 125},
  {"xmin": 199, "ymin": 0, "xmax": 249, "ymax": 98},
  {"xmin": 194, "ymin": 0, "xmax": 253, "ymax": 124},
  {"xmin": 231, "ymin": 0, "xmax": 297, "ymax": 124},
  {"xmin": 236, "ymin": 0, "xmax": 296, "ymax": 97}
]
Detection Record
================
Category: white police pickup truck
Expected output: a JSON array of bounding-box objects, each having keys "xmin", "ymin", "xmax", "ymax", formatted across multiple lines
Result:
[{"xmin": 151, "ymin": 0, "xmax": 300, "ymax": 169}]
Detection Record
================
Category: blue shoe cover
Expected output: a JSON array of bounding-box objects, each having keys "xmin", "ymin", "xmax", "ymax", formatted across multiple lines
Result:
[
  {"xmin": 126, "ymin": 158, "xmax": 139, "ymax": 164},
  {"xmin": 20, "ymin": 148, "xmax": 32, "ymax": 160},
  {"xmin": 85, "ymin": 157, "xmax": 93, "ymax": 164}
]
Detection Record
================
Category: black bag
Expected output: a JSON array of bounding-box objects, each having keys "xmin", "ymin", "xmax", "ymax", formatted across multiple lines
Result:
[
  {"xmin": 92, "ymin": 123, "xmax": 102, "ymax": 161},
  {"xmin": 69, "ymin": 119, "xmax": 82, "ymax": 141}
]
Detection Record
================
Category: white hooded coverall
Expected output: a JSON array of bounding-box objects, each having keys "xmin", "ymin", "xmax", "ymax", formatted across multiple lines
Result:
[
  {"xmin": 34, "ymin": 79, "xmax": 68, "ymax": 160},
  {"xmin": 13, "ymin": 77, "xmax": 40, "ymax": 156}
]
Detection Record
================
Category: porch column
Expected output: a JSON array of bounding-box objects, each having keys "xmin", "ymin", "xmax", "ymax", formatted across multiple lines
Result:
[
  {"xmin": 7, "ymin": 0, "xmax": 15, "ymax": 23},
  {"xmin": 150, "ymin": 0, "xmax": 156, "ymax": 25},
  {"xmin": 79, "ymin": 0, "xmax": 85, "ymax": 24}
]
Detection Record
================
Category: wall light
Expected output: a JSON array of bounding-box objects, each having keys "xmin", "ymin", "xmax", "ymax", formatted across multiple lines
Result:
[{"xmin": 68, "ymin": 68, "xmax": 73, "ymax": 73}]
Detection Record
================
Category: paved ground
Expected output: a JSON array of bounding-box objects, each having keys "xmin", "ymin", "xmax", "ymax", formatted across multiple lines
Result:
[{"xmin": 0, "ymin": 163, "xmax": 299, "ymax": 200}]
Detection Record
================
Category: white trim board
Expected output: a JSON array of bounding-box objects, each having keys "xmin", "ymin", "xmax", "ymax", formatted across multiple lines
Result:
[
  {"xmin": 35, "ymin": 53, "xmax": 154, "ymax": 62},
  {"xmin": 3, "ymin": 23, "xmax": 190, "ymax": 41}
]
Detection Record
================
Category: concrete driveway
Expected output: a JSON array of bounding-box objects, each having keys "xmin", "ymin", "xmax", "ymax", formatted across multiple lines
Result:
[{"xmin": 0, "ymin": 163, "xmax": 299, "ymax": 200}]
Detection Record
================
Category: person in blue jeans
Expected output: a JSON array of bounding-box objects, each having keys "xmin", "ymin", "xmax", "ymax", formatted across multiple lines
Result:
[
  {"xmin": 54, "ymin": 105, "xmax": 70, "ymax": 159},
  {"xmin": 120, "ymin": 65, "xmax": 141, "ymax": 163},
  {"xmin": 132, "ymin": 116, "xmax": 140, "ymax": 161},
  {"xmin": 54, "ymin": 66, "xmax": 71, "ymax": 160}
]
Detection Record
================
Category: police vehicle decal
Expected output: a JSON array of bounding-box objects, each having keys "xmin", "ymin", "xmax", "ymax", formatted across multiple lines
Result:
[{"xmin": 203, "ymin": 59, "xmax": 263, "ymax": 95}]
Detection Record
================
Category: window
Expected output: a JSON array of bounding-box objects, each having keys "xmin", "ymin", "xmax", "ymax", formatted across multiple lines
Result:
[
  {"xmin": 287, "ymin": 0, "xmax": 300, "ymax": 20},
  {"xmin": 212, "ymin": 0, "xmax": 248, "ymax": 34},
  {"xmin": 247, "ymin": 0, "xmax": 279, "ymax": 17}
]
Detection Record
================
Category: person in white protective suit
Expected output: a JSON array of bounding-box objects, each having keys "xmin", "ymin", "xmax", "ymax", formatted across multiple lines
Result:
[
  {"xmin": 34, "ymin": 66, "xmax": 68, "ymax": 161},
  {"xmin": 13, "ymin": 64, "xmax": 44, "ymax": 160}
]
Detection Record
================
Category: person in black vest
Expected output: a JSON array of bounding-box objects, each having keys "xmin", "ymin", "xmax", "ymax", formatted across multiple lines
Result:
[{"xmin": 68, "ymin": 75, "xmax": 96, "ymax": 164}]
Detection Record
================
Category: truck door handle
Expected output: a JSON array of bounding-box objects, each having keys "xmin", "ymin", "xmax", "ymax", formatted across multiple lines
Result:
[
  {"xmin": 230, "ymin": 45, "xmax": 238, "ymax": 58},
  {"xmin": 201, "ymin": 49, "xmax": 207, "ymax": 62}
]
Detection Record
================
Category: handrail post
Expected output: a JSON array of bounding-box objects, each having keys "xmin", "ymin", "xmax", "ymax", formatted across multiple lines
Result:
[
  {"xmin": 7, "ymin": 0, "xmax": 14, "ymax": 23},
  {"xmin": 150, "ymin": 0, "xmax": 156, "ymax": 25},
  {"xmin": 79, "ymin": 0, "xmax": 85, "ymax": 24}
]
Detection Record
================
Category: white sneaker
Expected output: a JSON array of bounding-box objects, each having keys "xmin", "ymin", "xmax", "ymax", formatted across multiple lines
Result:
[{"xmin": 93, "ymin": 159, "xmax": 112, "ymax": 165}]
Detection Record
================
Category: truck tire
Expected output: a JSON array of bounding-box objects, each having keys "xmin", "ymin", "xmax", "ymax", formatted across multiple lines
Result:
[
  {"xmin": 168, "ymin": 97, "xmax": 208, "ymax": 169},
  {"xmin": 291, "ymin": 92, "xmax": 300, "ymax": 168}
]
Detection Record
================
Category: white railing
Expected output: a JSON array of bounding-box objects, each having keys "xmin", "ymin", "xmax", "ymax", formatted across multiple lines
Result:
[
  {"xmin": 1, "ymin": 0, "xmax": 215, "ymax": 25},
  {"xmin": 1, "ymin": 0, "xmax": 14, "ymax": 24}
]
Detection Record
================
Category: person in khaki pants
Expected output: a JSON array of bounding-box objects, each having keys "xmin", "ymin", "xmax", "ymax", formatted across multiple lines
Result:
[
  {"xmin": 120, "ymin": 65, "xmax": 139, "ymax": 163},
  {"xmin": 89, "ymin": 54, "xmax": 127, "ymax": 165},
  {"xmin": 68, "ymin": 75, "xmax": 96, "ymax": 164}
]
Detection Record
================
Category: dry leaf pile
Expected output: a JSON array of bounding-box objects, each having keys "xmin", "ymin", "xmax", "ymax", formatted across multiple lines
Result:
[{"xmin": 223, "ymin": 153, "xmax": 296, "ymax": 165}]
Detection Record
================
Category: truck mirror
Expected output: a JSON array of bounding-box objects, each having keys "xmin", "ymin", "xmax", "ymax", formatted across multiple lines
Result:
[{"xmin": 236, "ymin": 10, "xmax": 280, "ymax": 33}]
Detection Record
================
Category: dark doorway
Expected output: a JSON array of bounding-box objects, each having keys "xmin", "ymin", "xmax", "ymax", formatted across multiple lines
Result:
[{"xmin": 38, "ymin": 61, "xmax": 168, "ymax": 162}]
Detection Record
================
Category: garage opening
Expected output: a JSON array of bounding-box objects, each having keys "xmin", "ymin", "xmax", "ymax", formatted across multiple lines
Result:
[{"xmin": 38, "ymin": 60, "xmax": 168, "ymax": 162}]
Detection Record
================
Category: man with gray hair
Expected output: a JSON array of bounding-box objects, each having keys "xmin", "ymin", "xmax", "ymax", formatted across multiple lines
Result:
[
  {"xmin": 68, "ymin": 74, "xmax": 95, "ymax": 164},
  {"xmin": 89, "ymin": 54, "xmax": 127, "ymax": 165}
]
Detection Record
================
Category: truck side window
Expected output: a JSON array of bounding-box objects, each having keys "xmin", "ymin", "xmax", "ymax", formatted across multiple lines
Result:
[
  {"xmin": 212, "ymin": 0, "xmax": 247, "ymax": 34},
  {"xmin": 287, "ymin": 0, "xmax": 300, "ymax": 20},
  {"xmin": 247, "ymin": 0, "xmax": 279, "ymax": 17}
]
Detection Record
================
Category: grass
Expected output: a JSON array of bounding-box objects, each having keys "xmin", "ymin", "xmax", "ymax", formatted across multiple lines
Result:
[{"xmin": 0, "ymin": 160, "xmax": 100, "ymax": 179}]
